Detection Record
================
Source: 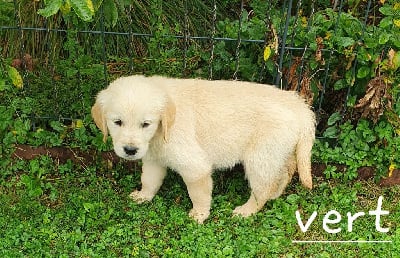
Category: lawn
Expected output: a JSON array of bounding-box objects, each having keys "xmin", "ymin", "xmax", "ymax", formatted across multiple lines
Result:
[{"xmin": 1, "ymin": 153, "xmax": 399, "ymax": 257}]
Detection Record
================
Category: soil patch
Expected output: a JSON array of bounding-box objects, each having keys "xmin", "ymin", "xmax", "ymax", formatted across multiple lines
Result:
[
  {"xmin": 13, "ymin": 144, "xmax": 120, "ymax": 166},
  {"xmin": 10, "ymin": 144, "xmax": 400, "ymax": 186}
]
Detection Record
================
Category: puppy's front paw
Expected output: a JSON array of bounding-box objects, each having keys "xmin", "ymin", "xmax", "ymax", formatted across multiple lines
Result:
[
  {"xmin": 189, "ymin": 208, "xmax": 210, "ymax": 224},
  {"xmin": 129, "ymin": 190, "xmax": 153, "ymax": 204},
  {"xmin": 232, "ymin": 204, "xmax": 257, "ymax": 218}
]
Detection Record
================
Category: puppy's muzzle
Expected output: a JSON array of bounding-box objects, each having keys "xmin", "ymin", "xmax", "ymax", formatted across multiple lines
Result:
[{"xmin": 123, "ymin": 146, "xmax": 138, "ymax": 156}]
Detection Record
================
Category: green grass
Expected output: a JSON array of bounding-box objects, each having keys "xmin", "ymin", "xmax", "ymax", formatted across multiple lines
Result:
[{"xmin": 1, "ymin": 157, "xmax": 399, "ymax": 257}]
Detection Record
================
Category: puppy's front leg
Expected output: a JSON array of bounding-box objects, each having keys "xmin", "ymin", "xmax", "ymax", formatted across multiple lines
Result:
[
  {"xmin": 182, "ymin": 174, "xmax": 213, "ymax": 224},
  {"xmin": 130, "ymin": 161, "xmax": 166, "ymax": 203}
]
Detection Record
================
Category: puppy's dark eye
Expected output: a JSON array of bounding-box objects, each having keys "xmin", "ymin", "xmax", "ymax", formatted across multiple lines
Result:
[
  {"xmin": 142, "ymin": 121, "xmax": 151, "ymax": 128},
  {"xmin": 114, "ymin": 120, "xmax": 122, "ymax": 126}
]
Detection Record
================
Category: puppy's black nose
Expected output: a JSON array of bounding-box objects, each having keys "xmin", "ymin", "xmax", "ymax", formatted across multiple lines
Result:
[{"xmin": 123, "ymin": 146, "xmax": 138, "ymax": 156}]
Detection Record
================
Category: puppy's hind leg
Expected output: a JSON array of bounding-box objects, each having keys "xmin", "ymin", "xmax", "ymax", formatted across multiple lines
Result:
[{"xmin": 233, "ymin": 152, "xmax": 289, "ymax": 217}]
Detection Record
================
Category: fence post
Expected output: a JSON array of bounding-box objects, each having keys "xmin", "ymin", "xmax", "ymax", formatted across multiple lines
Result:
[
  {"xmin": 182, "ymin": 0, "xmax": 189, "ymax": 77},
  {"xmin": 317, "ymin": 0, "xmax": 344, "ymax": 119},
  {"xmin": 208, "ymin": 0, "xmax": 217, "ymax": 80},
  {"xmin": 232, "ymin": 0, "xmax": 244, "ymax": 80},
  {"xmin": 275, "ymin": 0, "xmax": 293, "ymax": 88},
  {"xmin": 100, "ymin": 4, "xmax": 108, "ymax": 86}
]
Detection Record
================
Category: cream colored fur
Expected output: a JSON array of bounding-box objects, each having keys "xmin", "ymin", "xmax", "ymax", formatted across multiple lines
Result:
[{"xmin": 92, "ymin": 75, "xmax": 315, "ymax": 223}]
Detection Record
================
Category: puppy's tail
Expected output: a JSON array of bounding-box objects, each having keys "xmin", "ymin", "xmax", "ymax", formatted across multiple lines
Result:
[{"xmin": 296, "ymin": 123, "xmax": 315, "ymax": 190}]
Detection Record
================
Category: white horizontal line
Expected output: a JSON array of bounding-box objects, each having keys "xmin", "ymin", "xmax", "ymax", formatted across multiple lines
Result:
[{"xmin": 292, "ymin": 240, "xmax": 392, "ymax": 244}]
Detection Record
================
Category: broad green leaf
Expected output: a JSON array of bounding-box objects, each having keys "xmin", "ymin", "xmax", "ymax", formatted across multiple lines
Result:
[
  {"xmin": 379, "ymin": 32, "xmax": 390, "ymax": 45},
  {"xmin": 379, "ymin": 5, "xmax": 393, "ymax": 16},
  {"xmin": 83, "ymin": 202, "xmax": 94, "ymax": 211},
  {"xmin": 323, "ymin": 126, "xmax": 338, "ymax": 138},
  {"xmin": 357, "ymin": 66, "xmax": 370, "ymax": 78},
  {"xmin": 327, "ymin": 112, "xmax": 342, "ymax": 126},
  {"xmin": 379, "ymin": 17, "xmax": 393, "ymax": 28},
  {"xmin": 60, "ymin": 0, "xmax": 72, "ymax": 15},
  {"xmin": 37, "ymin": 0, "xmax": 63, "ymax": 17},
  {"xmin": 0, "ymin": 79, "xmax": 5, "ymax": 91},
  {"xmin": 70, "ymin": 0, "xmax": 95, "ymax": 21},
  {"xmin": 103, "ymin": 0, "xmax": 118, "ymax": 27},
  {"xmin": 391, "ymin": 33, "xmax": 400, "ymax": 48},
  {"xmin": 8, "ymin": 66, "xmax": 23, "ymax": 89},
  {"xmin": 340, "ymin": 13, "xmax": 363, "ymax": 36},
  {"xmin": 50, "ymin": 121, "xmax": 65, "ymax": 132},
  {"xmin": 336, "ymin": 36, "xmax": 355, "ymax": 48},
  {"xmin": 346, "ymin": 95, "xmax": 357, "ymax": 107},
  {"xmin": 333, "ymin": 79, "xmax": 347, "ymax": 90},
  {"xmin": 310, "ymin": 59, "xmax": 318, "ymax": 70}
]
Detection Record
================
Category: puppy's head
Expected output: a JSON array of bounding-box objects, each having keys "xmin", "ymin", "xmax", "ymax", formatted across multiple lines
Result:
[{"xmin": 91, "ymin": 76, "xmax": 175, "ymax": 160}]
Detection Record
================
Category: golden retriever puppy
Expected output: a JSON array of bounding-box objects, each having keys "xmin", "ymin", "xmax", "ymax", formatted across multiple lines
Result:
[{"xmin": 92, "ymin": 75, "xmax": 315, "ymax": 223}]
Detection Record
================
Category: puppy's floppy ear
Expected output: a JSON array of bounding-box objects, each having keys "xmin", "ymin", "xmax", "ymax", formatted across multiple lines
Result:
[
  {"xmin": 91, "ymin": 99, "xmax": 108, "ymax": 143},
  {"xmin": 161, "ymin": 97, "xmax": 176, "ymax": 142}
]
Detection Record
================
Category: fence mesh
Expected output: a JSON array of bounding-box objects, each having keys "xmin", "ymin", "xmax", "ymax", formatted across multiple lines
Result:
[{"xmin": 0, "ymin": 0, "xmax": 397, "ymax": 136}]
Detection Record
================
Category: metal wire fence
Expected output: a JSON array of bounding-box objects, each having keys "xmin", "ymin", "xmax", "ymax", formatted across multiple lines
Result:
[{"xmin": 0, "ymin": 0, "xmax": 396, "ymax": 135}]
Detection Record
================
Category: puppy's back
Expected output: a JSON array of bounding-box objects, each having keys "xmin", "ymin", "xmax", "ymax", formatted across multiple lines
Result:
[{"xmin": 157, "ymin": 77, "xmax": 313, "ymax": 126}]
